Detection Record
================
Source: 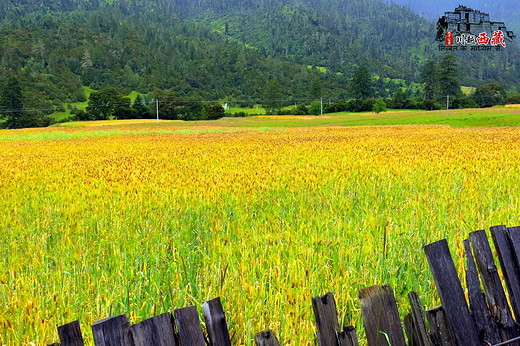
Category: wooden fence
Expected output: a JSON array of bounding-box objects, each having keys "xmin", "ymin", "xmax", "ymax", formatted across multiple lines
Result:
[{"xmin": 48, "ymin": 224, "xmax": 520, "ymax": 345}]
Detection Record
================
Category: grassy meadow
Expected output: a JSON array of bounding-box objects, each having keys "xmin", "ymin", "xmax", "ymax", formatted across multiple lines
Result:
[{"xmin": 2, "ymin": 107, "xmax": 520, "ymax": 344}]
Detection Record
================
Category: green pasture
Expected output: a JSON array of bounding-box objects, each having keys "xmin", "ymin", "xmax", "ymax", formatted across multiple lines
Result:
[{"xmin": 43, "ymin": 106, "xmax": 520, "ymax": 133}]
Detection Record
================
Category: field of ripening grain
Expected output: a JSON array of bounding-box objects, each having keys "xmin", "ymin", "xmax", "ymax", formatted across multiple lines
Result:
[{"xmin": 1, "ymin": 118, "xmax": 520, "ymax": 344}]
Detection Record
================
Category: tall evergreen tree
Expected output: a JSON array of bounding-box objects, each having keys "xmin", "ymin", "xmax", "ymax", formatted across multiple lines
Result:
[
  {"xmin": 437, "ymin": 55, "xmax": 461, "ymax": 100},
  {"xmin": 351, "ymin": 65, "xmax": 374, "ymax": 100},
  {"xmin": 310, "ymin": 77, "xmax": 322, "ymax": 100},
  {"xmin": 420, "ymin": 60, "xmax": 437, "ymax": 101},
  {"xmin": 263, "ymin": 79, "xmax": 283, "ymax": 113},
  {"xmin": 0, "ymin": 77, "xmax": 26, "ymax": 129}
]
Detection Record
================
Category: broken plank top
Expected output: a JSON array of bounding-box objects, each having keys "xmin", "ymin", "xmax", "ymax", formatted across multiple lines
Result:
[
  {"xmin": 57, "ymin": 320, "xmax": 84, "ymax": 346},
  {"xmin": 255, "ymin": 330, "xmax": 281, "ymax": 346},
  {"xmin": 130, "ymin": 312, "xmax": 177, "ymax": 346},
  {"xmin": 91, "ymin": 314, "xmax": 132, "ymax": 346},
  {"xmin": 312, "ymin": 292, "xmax": 340, "ymax": 346},
  {"xmin": 425, "ymin": 306, "xmax": 455, "ymax": 346},
  {"xmin": 408, "ymin": 292, "xmax": 431, "ymax": 346}
]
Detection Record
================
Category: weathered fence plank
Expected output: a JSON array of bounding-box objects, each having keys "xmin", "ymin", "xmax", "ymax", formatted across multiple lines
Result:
[
  {"xmin": 508, "ymin": 226, "xmax": 520, "ymax": 267},
  {"xmin": 57, "ymin": 320, "xmax": 84, "ymax": 346},
  {"xmin": 404, "ymin": 313, "xmax": 420, "ymax": 346},
  {"xmin": 337, "ymin": 326, "xmax": 359, "ymax": 346},
  {"xmin": 490, "ymin": 225, "xmax": 520, "ymax": 321},
  {"xmin": 174, "ymin": 305, "xmax": 206, "ymax": 346},
  {"xmin": 359, "ymin": 285, "xmax": 405, "ymax": 346},
  {"xmin": 508, "ymin": 226, "xmax": 520, "ymax": 270},
  {"xmin": 255, "ymin": 330, "xmax": 281, "ymax": 346},
  {"xmin": 202, "ymin": 297, "xmax": 231, "ymax": 346},
  {"xmin": 469, "ymin": 230, "xmax": 518, "ymax": 343},
  {"xmin": 408, "ymin": 292, "xmax": 431, "ymax": 346},
  {"xmin": 425, "ymin": 306, "xmax": 455, "ymax": 346},
  {"xmin": 91, "ymin": 314, "xmax": 131, "ymax": 346},
  {"xmin": 130, "ymin": 312, "xmax": 177, "ymax": 346},
  {"xmin": 463, "ymin": 239, "xmax": 501, "ymax": 344},
  {"xmin": 423, "ymin": 239, "xmax": 480, "ymax": 346},
  {"xmin": 312, "ymin": 292, "xmax": 341, "ymax": 346}
]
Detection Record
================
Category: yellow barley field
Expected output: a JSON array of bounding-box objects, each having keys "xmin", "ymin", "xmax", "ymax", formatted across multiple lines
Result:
[{"xmin": 1, "ymin": 124, "xmax": 520, "ymax": 344}]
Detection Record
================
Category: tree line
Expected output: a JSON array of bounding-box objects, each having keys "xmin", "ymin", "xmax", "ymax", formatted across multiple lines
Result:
[{"xmin": 2, "ymin": 53, "xmax": 519, "ymax": 128}]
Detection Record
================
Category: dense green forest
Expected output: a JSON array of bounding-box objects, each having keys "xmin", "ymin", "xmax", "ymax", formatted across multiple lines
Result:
[
  {"xmin": 0, "ymin": 0, "xmax": 519, "ymax": 126},
  {"xmin": 0, "ymin": 8, "xmax": 349, "ymax": 110}
]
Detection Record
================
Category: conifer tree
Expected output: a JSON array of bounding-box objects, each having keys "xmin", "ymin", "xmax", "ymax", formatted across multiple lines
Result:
[
  {"xmin": 351, "ymin": 65, "xmax": 374, "ymax": 99},
  {"xmin": 437, "ymin": 55, "xmax": 461, "ymax": 100},
  {"xmin": 421, "ymin": 60, "xmax": 437, "ymax": 101},
  {"xmin": 0, "ymin": 76, "xmax": 25, "ymax": 129}
]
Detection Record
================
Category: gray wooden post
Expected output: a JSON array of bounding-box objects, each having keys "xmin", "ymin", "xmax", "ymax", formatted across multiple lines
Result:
[
  {"xmin": 203, "ymin": 297, "xmax": 231, "ymax": 346},
  {"xmin": 91, "ymin": 314, "xmax": 132, "ymax": 346},
  {"xmin": 174, "ymin": 306, "xmax": 205, "ymax": 346},
  {"xmin": 57, "ymin": 320, "xmax": 84, "ymax": 346},
  {"xmin": 359, "ymin": 285, "xmax": 406, "ymax": 346},
  {"xmin": 130, "ymin": 312, "xmax": 177, "ymax": 346},
  {"xmin": 424, "ymin": 239, "xmax": 480, "ymax": 345},
  {"xmin": 255, "ymin": 330, "xmax": 281, "ymax": 346}
]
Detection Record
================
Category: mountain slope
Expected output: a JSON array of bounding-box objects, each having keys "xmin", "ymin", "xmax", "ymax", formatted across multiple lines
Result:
[
  {"xmin": 173, "ymin": 0, "xmax": 520, "ymax": 87},
  {"xmin": 0, "ymin": 8, "xmax": 348, "ymax": 112},
  {"xmin": 0, "ymin": 0, "xmax": 520, "ymax": 115},
  {"xmin": 173, "ymin": 0, "xmax": 435, "ymax": 80}
]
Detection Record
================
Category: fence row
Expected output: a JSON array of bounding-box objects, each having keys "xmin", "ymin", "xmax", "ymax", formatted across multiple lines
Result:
[{"xmin": 49, "ymin": 224, "xmax": 520, "ymax": 345}]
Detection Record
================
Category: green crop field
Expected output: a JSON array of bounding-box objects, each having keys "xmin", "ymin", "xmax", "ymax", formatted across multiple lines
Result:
[{"xmin": 2, "ymin": 108, "xmax": 520, "ymax": 344}]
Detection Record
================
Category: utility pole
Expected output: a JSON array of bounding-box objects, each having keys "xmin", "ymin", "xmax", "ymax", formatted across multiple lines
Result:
[
  {"xmin": 446, "ymin": 95, "xmax": 449, "ymax": 110},
  {"xmin": 156, "ymin": 99, "xmax": 159, "ymax": 124}
]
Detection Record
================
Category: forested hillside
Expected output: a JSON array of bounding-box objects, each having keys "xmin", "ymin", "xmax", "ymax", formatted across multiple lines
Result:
[
  {"xmin": 172, "ymin": 0, "xmax": 520, "ymax": 87},
  {"xmin": 174, "ymin": 0, "xmax": 434, "ymax": 80},
  {"xmin": 0, "ymin": 9, "xmax": 347, "ymax": 110},
  {"xmin": 0, "ymin": 0, "xmax": 519, "ymax": 123}
]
